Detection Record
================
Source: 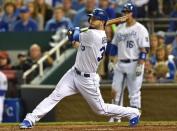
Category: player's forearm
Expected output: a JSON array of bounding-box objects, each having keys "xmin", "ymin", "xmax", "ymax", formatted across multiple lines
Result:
[
  {"xmin": 109, "ymin": 56, "xmax": 118, "ymax": 64},
  {"xmin": 72, "ymin": 41, "xmax": 80, "ymax": 48}
]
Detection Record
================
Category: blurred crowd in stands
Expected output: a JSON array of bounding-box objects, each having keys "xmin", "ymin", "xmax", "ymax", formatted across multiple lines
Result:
[
  {"xmin": 0, "ymin": 43, "xmax": 53, "ymax": 97},
  {"xmin": 0, "ymin": 0, "xmax": 176, "ymax": 32},
  {"xmin": 0, "ymin": 0, "xmax": 176, "ymax": 98},
  {"xmin": 143, "ymin": 32, "xmax": 177, "ymax": 83}
]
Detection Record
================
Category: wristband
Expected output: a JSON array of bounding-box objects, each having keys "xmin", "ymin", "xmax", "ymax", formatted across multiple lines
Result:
[{"xmin": 139, "ymin": 52, "xmax": 146, "ymax": 60}]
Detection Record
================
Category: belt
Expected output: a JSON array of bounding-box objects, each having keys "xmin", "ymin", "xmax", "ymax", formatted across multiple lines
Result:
[
  {"xmin": 75, "ymin": 67, "xmax": 90, "ymax": 77},
  {"xmin": 120, "ymin": 59, "xmax": 138, "ymax": 63}
]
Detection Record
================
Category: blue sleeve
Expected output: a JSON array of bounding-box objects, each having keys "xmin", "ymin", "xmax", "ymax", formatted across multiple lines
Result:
[{"xmin": 105, "ymin": 43, "xmax": 118, "ymax": 56}]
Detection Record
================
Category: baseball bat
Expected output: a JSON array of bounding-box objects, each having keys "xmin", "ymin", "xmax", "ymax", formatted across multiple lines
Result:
[
  {"xmin": 80, "ymin": 15, "xmax": 128, "ymax": 32},
  {"xmin": 67, "ymin": 15, "xmax": 128, "ymax": 35},
  {"xmin": 106, "ymin": 15, "xmax": 128, "ymax": 26}
]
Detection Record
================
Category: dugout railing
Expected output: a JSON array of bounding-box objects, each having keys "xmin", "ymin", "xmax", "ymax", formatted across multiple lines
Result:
[{"xmin": 22, "ymin": 37, "xmax": 68, "ymax": 83}]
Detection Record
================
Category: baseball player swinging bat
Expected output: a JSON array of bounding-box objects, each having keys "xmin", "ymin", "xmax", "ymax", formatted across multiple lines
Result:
[{"xmin": 20, "ymin": 8, "xmax": 140, "ymax": 129}]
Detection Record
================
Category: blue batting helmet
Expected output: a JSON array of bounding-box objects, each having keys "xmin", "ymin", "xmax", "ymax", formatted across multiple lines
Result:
[
  {"xmin": 122, "ymin": 3, "xmax": 137, "ymax": 17},
  {"xmin": 88, "ymin": 8, "xmax": 109, "ymax": 22}
]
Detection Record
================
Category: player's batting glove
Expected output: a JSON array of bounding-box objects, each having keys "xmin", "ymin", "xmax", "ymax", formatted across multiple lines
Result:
[
  {"xmin": 67, "ymin": 28, "xmax": 74, "ymax": 42},
  {"xmin": 73, "ymin": 27, "xmax": 80, "ymax": 42},
  {"xmin": 135, "ymin": 64, "xmax": 143, "ymax": 76},
  {"xmin": 108, "ymin": 62, "xmax": 115, "ymax": 73}
]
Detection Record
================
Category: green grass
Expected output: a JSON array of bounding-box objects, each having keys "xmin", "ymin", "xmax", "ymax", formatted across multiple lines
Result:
[{"xmin": 0, "ymin": 121, "xmax": 177, "ymax": 126}]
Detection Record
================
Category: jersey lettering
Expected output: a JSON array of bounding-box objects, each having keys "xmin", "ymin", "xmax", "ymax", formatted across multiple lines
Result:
[
  {"xmin": 97, "ymin": 46, "xmax": 106, "ymax": 62},
  {"xmin": 81, "ymin": 45, "xmax": 85, "ymax": 51},
  {"xmin": 102, "ymin": 37, "xmax": 107, "ymax": 44},
  {"xmin": 126, "ymin": 40, "xmax": 134, "ymax": 48}
]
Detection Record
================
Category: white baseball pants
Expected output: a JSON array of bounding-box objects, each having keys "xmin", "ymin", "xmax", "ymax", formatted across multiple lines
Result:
[
  {"xmin": 25, "ymin": 67, "xmax": 139, "ymax": 124},
  {"xmin": 112, "ymin": 61, "xmax": 144, "ymax": 109}
]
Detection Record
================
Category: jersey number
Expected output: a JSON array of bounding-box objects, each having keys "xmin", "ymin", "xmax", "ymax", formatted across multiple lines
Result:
[
  {"xmin": 97, "ymin": 46, "xmax": 106, "ymax": 62},
  {"xmin": 126, "ymin": 41, "xmax": 134, "ymax": 48}
]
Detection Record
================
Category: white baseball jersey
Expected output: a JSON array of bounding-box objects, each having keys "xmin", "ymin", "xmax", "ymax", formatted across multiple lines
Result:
[
  {"xmin": 112, "ymin": 22, "xmax": 149, "ymax": 59},
  {"xmin": 74, "ymin": 29, "xmax": 107, "ymax": 73}
]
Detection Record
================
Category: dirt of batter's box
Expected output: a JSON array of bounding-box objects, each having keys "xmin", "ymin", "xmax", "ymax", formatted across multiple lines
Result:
[{"xmin": 1, "ymin": 125, "xmax": 177, "ymax": 131}]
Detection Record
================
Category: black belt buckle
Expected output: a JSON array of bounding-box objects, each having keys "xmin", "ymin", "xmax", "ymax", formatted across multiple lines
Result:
[{"xmin": 75, "ymin": 68, "xmax": 90, "ymax": 77}]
